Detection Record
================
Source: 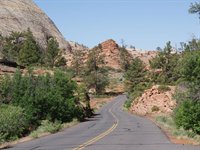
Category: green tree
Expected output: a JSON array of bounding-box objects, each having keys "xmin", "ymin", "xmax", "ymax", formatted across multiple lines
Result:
[
  {"xmin": 18, "ymin": 29, "xmax": 41, "ymax": 66},
  {"xmin": 1, "ymin": 31, "xmax": 24, "ymax": 62},
  {"xmin": 150, "ymin": 41, "xmax": 180, "ymax": 84},
  {"xmin": 46, "ymin": 37, "xmax": 60, "ymax": 68},
  {"xmin": 174, "ymin": 46, "xmax": 200, "ymax": 134},
  {"xmin": 183, "ymin": 39, "xmax": 200, "ymax": 52},
  {"xmin": 71, "ymin": 49, "xmax": 84, "ymax": 76},
  {"xmin": 189, "ymin": 2, "xmax": 200, "ymax": 20},
  {"xmin": 124, "ymin": 58, "xmax": 147, "ymax": 94},
  {"xmin": 84, "ymin": 45, "xmax": 109, "ymax": 94},
  {"xmin": 124, "ymin": 58, "xmax": 149, "ymax": 108},
  {"xmin": 119, "ymin": 46, "xmax": 131, "ymax": 71}
]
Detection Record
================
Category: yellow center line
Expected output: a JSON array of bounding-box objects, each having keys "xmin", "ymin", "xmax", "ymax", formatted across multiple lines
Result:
[{"xmin": 72, "ymin": 101, "xmax": 119, "ymax": 150}]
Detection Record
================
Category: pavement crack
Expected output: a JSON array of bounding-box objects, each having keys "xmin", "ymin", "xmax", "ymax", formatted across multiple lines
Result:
[
  {"xmin": 88, "ymin": 123, "xmax": 96, "ymax": 129},
  {"xmin": 29, "ymin": 146, "xmax": 40, "ymax": 150}
]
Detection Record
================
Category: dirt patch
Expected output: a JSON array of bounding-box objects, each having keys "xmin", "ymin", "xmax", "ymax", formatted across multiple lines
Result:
[{"xmin": 90, "ymin": 96, "xmax": 115, "ymax": 110}]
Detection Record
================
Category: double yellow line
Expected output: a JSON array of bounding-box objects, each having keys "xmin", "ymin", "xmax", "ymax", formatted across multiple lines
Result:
[{"xmin": 72, "ymin": 103, "xmax": 119, "ymax": 150}]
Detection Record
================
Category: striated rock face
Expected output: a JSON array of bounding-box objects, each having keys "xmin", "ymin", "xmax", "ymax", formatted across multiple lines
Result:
[{"xmin": 0, "ymin": 0, "xmax": 71, "ymax": 51}]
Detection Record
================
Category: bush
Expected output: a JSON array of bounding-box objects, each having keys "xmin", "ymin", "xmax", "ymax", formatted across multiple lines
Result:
[
  {"xmin": 157, "ymin": 85, "xmax": 171, "ymax": 92},
  {"xmin": 124, "ymin": 99, "xmax": 132, "ymax": 108},
  {"xmin": 30, "ymin": 120, "xmax": 62, "ymax": 138},
  {"xmin": 0, "ymin": 70, "xmax": 87, "ymax": 127},
  {"xmin": 174, "ymin": 100, "xmax": 200, "ymax": 134},
  {"xmin": 0, "ymin": 105, "xmax": 27, "ymax": 142},
  {"xmin": 151, "ymin": 105, "xmax": 160, "ymax": 112}
]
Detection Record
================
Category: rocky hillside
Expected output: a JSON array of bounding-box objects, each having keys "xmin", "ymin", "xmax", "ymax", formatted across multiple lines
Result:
[
  {"xmin": 99, "ymin": 39, "xmax": 156, "ymax": 70},
  {"xmin": 129, "ymin": 50, "xmax": 157, "ymax": 69},
  {"xmin": 130, "ymin": 85, "xmax": 176, "ymax": 116},
  {"xmin": 0, "ymin": 0, "xmax": 71, "ymax": 51}
]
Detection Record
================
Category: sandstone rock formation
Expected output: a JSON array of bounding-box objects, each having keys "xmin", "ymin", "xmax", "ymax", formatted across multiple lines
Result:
[
  {"xmin": 128, "ymin": 49, "xmax": 157, "ymax": 69},
  {"xmin": 100, "ymin": 39, "xmax": 122, "ymax": 69},
  {"xmin": 130, "ymin": 85, "xmax": 176, "ymax": 115},
  {"xmin": 99, "ymin": 39, "xmax": 157, "ymax": 70},
  {"xmin": 0, "ymin": 0, "xmax": 71, "ymax": 51},
  {"xmin": 64, "ymin": 41, "xmax": 89, "ymax": 66}
]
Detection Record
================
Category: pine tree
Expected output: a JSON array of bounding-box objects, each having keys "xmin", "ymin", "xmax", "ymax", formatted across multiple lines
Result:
[
  {"xmin": 189, "ymin": 2, "xmax": 200, "ymax": 20},
  {"xmin": 18, "ymin": 29, "xmax": 40, "ymax": 66},
  {"xmin": 150, "ymin": 41, "xmax": 180, "ymax": 84},
  {"xmin": 84, "ymin": 45, "xmax": 109, "ymax": 94},
  {"xmin": 46, "ymin": 37, "xmax": 60, "ymax": 68},
  {"xmin": 124, "ymin": 58, "xmax": 147, "ymax": 93},
  {"xmin": 71, "ymin": 49, "xmax": 84, "ymax": 76},
  {"xmin": 119, "ymin": 46, "xmax": 131, "ymax": 71}
]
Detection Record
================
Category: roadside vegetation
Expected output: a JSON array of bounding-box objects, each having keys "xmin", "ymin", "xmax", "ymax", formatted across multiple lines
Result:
[
  {"xmin": 0, "ymin": 29, "xmax": 93, "ymax": 144},
  {"xmin": 0, "ymin": 28, "xmax": 113, "ymax": 145},
  {"xmin": 0, "ymin": 69, "xmax": 92, "ymax": 144},
  {"xmin": 124, "ymin": 1, "xmax": 200, "ymax": 143}
]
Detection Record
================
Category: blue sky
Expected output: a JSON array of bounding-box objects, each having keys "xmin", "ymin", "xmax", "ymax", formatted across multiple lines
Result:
[{"xmin": 34, "ymin": 0, "xmax": 200, "ymax": 50}]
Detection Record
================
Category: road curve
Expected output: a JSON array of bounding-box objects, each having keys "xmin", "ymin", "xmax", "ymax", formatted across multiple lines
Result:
[{"xmin": 6, "ymin": 95, "xmax": 200, "ymax": 150}]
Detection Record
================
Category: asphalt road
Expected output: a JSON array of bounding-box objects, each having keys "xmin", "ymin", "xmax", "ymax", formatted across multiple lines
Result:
[{"xmin": 6, "ymin": 95, "xmax": 200, "ymax": 150}]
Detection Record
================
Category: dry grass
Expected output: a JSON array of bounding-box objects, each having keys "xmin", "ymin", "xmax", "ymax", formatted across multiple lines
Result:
[
  {"xmin": 0, "ymin": 119, "xmax": 79, "ymax": 149},
  {"xmin": 155, "ymin": 115, "xmax": 200, "ymax": 145}
]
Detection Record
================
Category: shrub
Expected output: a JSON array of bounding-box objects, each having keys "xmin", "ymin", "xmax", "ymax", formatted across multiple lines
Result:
[
  {"xmin": 30, "ymin": 120, "xmax": 62, "ymax": 138},
  {"xmin": 0, "ymin": 70, "xmax": 87, "ymax": 127},
  {"xmin": 151, "ymin": 105, "xmax": 160, "ymax": 112},
  {"xmin": 124, "ymin": 99, "xmax": 132, "ymax": 108},
  {"xmin": 0, "ymin": 105, "xmax": 27, "ymax": 142},
  {"xmin": 174, "ymin": 100, "xmax": 200, "ymax": 134},
  {"xmin": 157, "ymin": 85, "xmax": 171, "ymax": 92}
]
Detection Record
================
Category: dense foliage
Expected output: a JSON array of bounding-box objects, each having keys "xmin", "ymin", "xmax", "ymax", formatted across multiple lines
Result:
[
  {"xmin": 0, "ymin": 29, "xmax": 41, "ymax": 66},
  {"xmin": 173, "ymin": 44, "xmax": 200, "ymax": 133},
  {"xmin": 17, "ymin": 29, "xmax": 41, "ymax": 66},
  {"xmin": 0, "ymin": 29, "xmax": 65, "ymax": 68},
  {"xmin": 124, "ymin": 58, "xmax": 150, "ymax": 108},
  {"xmin": 150, "ymin": 41, "xmax": 180, "ymax": 84},
  {"xmin": 0, "ymin": 105, "xmax": 27, "ymax": 143},
  {"xmin": 175, "ymin": 100, "xmax": 200, "ymax": 134},
  {"xmin": 0, "ymin": 70, "xmax": 92, "ymax": 141}
]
